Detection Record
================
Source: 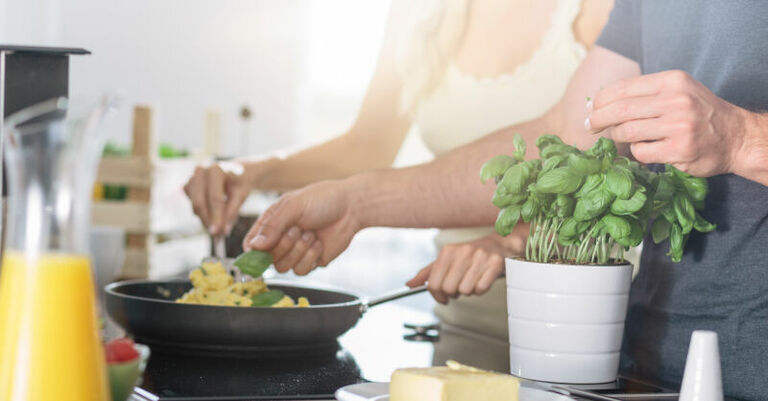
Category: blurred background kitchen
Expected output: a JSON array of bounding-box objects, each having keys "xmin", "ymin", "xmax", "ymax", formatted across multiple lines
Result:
[{"xmin": 0, "ymin": 0, "xmax": 437, "ymax": 309}]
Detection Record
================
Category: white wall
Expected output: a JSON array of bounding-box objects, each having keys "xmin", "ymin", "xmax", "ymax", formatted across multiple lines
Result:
[{"xmin": 0, "ymin": 0, "xmax": 398, "ymax": 159}]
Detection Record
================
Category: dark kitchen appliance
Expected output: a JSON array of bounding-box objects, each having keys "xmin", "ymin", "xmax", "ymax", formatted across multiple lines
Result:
[{"xmin": 0, "ymin": 45, "xmax": 89, "ymax": 241}]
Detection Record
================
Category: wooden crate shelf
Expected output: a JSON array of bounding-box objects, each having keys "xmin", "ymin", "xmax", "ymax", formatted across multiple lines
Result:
[{"xmin": 93, "ymin": 105, "xmax": 207, "ymax": 279}]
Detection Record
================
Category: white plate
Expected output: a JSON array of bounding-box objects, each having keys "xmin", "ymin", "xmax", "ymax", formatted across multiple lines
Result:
[{"xmin": 335, "ymin": 382, "xmax": 576, "ymax": 401}]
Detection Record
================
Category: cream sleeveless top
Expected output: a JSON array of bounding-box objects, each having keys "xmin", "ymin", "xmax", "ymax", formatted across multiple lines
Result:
[{"xmin": 412, "ymin": 0, "xmax": 587, "ymax": 341}]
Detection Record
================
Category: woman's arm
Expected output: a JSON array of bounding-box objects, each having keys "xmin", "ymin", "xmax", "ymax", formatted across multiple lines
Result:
[
  {"xmin": 251, "ymin": 0, "xmax": 415, "ymax": 191},
  {"xmin": 187, "ymin": 0, "xmax": 414, "ymax": 235}
]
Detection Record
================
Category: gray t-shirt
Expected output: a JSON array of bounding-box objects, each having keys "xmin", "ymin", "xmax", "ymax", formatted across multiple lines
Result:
[{"xmin": 596, "ymin": 2, "xmax": 768, "ymax": 400}]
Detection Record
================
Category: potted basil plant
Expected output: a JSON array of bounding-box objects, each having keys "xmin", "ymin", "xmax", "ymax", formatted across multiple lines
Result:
[{"xmin": 480, "ymin": 134, "xmax": 715, "ymax": 384}]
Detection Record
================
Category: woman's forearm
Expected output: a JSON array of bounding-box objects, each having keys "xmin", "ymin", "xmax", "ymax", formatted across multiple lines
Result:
[
  {"xmin": 243, "ymin": 0, "xmax": 413, "ymax": 193},
  {"xmin": 348, "ymin": 112, "xmax": 560, "ymax": 229},
  {"xmin": 247, "ymin": 125, "xmax": 407, "ymax": 192}
]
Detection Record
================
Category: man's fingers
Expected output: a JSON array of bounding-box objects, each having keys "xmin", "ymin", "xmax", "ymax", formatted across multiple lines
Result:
[
  {"xmin": 274, "ymin": 231, "xmax": 315, "ymax": 275},
  {"xmin": 406, "ymin": 266, "xmax": 431, "ymax": 288},
  {"xmin": 293, "ymin": 240, "xmax": 323, "ymax": 276},
  {"xmin": 317, "ymin": 227, "xmax": 355, "ymax": 267},
  {"xmin": 588, "ymin": 96, "xmax": 665, "ymax": 132},
  {"xmin": 592, "ymin": 72, "xmax": 666, "ymax": 110},
  {"xmin": 606, "ymin": 118, "xmax": 667, "ymax": 144},
  {"xmin": 629, "ymin": 140, "xmax": 671, "ymax": 165},
  {"xmin": 243, "ymin": 198, "xmax": 296, "ymax": 252},
  {"xmin": 271, "ymin": 226, "xmax": 301, "ymax": 265},
  {"xmin": 206, "ymin": 165, "xmax": 227, "ymax": 235}
]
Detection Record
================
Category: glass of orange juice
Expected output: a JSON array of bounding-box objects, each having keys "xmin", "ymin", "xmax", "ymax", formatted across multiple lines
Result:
[{"xmin": 0, "ymin": 98, "xmax": 115, "ymax": 401}]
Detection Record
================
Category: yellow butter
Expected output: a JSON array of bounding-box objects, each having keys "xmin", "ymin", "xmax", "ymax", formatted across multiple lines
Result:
[{"xmin": 390, "ymin": 361, "xmax": 519, "ymax": 401}]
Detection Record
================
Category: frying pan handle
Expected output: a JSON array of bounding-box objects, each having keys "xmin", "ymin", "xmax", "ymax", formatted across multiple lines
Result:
[{"xmin": 361, "ymin": 285, "xmax": 428, "ymax": 313}]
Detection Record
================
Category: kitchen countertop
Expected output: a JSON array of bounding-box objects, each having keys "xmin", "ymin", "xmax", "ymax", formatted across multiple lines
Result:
[{"xmin": 131, "ymin": 298, "xmax": 676, "ymax": 401}]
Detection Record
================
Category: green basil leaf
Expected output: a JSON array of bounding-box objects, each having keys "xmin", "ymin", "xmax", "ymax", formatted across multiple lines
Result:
[
  {"xmin": 250, "ymin": 289, "xmax": 285, "ymax": 307},
  {"xmin": 683, "ymin": 177, "xmax": 708, "ymax": 204},
  {"xmin": 495, "ymin": 205, "xmax": 522, "ymax": 236},
  {"xmin": 625, "ymin": 217, "xmax": 645, "ymax": 247},
  {"xmin": 558, "ymin": 235, "xmax": 580, "ymax": 246},
  {"xmin": 668, "ymin": 222, "xmax": 684, "ymax": 263},
  {"xmin": 631, "ymin": 164, "xmax": 654, "ymax": 187},
  {"xmin": 492, "ymin": 189, "xmax": 527, "ymax": 208},
  {"xmin": 591, "ymin": 219, "xmax": 608, "ymax": 238},
  {"xmin": 567, "ymin": 153, "xmax": 602, "ymax": 176},
  {"xmin": 480, "ymin": 155, "xmax": 517, "ymax": 184},
  {"xmin": 540, "ymin": 144, "xmax": 579, "ymax": 159},
  {"xmin": 520, "ymin": 197, "xmax": 540, "ymax": 223},
  {"xmin": 512, "ymin": 133, "xmax": 527, "ymax": 161},
  {"xmin": 693, "ymin": 212, "xmax": 716, "ymax": 233},
  {"xmin": 499, "ymin": 163, "xmax": 531, "ymax": 194},
  {"xmin": 660, "ymin": 205, "xmax": 676, "ymax": 224},
  {"xmin": 674, "ymin": 195, "xmax": 696, "ymax": 234},
  {"xmin": 610, "ymin": 190, "xmax": 647, "ymax": 215},
  {"xmin": 535, "ymin": 167, "xmax": 583, "ymax": 194},
  {"xmin": 585, "ymin": 137, "xmax": 617, "ymax": 160},
  {"xmin": 651, "ymin": 217, "xmax": 672, "ymax": 244},
  {"xmin": 535, "ymin": 135, "xmax": 564, "ymax": 153},
  {"xmin": 600, "ymin": 214, "xmax": 631, "ymax": 240},
  {"xmin": 234, "ymin": 250, "xmax": 274, "ymax": 278},
  {"xmin": 555, "ymin": 194, "xmax": 575, "ymax": 218},
  {"xmin": 666, "ymin": 165, "xmax": 709, "ymax": 204},
  {"xmin": 577, "ymin": 174, "xmax": 603, "ymax": 198},
  {"xmin": 654, "ymin": 173, "xmax": 676, "ymax": 202},
  {"xmin": 559, "ymin": 217, "xmax": 591, "ymax": 238},
  {"xmin": 573, "ymin": 187, "xmax": 615, "ymax": 221},
  {"xmin": 606, "ymin": 166, "xmax": 635, "ymax": 200},
  {"xmin": 614, "ymin": 217, "xmax": 643, "ymax": 248},
  {"xmin": 541, "ymin": 155, "xmax": 566, "ymax": 174}
]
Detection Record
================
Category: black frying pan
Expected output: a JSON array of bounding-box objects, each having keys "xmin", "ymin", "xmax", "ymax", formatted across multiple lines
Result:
[{"xmin": 104, "ymin": 280, "xmax": 426, "ymax": 352}]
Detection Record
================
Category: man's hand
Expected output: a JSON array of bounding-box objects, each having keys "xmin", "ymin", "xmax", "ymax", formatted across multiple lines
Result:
[
  {"xmin": 586, "ymin": 70, "xmax": 760, "ymax": 179},
  {"xmin": 184, "ymin": 162, "xmax": 253, "ymax": 236},
  {"xmin": 243, "ymin": 179, "xmax": 362, "ymax": 275},
  {"xmin": 406, "ymin": 230, "xmax": 526, "ymax": 304}
]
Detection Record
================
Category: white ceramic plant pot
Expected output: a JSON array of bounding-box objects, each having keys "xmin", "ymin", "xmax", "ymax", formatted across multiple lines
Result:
[{"xmin": 505, "ymin": 258, "xmax": 633, "ymax": 384}]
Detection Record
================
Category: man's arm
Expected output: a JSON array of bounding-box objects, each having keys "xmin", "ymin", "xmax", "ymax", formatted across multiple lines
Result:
[
  {"xmin": 246, "ymin": 47, "xmax": 641, "ymax": 269},
  {"xmin": 587, "ymin": 69, "xmax": 768, "ymax": 186}
]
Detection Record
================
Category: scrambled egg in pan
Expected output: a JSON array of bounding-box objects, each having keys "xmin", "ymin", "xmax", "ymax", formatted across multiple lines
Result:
[{"xmin": 175, "ymin": 261, "xmax": 309, "ymax": 307}]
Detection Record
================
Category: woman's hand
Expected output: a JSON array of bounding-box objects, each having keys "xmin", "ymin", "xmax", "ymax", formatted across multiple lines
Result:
[
  {"xmin": 406, "ymin": 231, "xmax": 526, "ymax": 304},
  {"xmin": 184, "ymin": 161, "xmax": 262, "ymax": 236}
]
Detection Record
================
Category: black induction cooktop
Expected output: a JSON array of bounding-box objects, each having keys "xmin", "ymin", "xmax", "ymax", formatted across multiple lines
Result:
[
  {"xmin": 134, "ymin": 345, "xmax": 362, "ymax": 400},
  {"xmin": 130, "ymin": 303, "xmax": 439, "ymax": 400},
  {"xmin": 129, "ymin": 302, "xmax": 676, "ymax": 401}
]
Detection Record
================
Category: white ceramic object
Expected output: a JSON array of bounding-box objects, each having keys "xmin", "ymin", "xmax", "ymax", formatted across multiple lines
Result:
[
  {"xmin": 505, "ymin": 258, "xmax": 633, "ymax": 384},
  {"xmin": 334, "ymin": 382, "xmax": 575, "ymax": 401},
  {"xmin": 679, "ymin": 331, "xmax": 723, "ymax": 401}
]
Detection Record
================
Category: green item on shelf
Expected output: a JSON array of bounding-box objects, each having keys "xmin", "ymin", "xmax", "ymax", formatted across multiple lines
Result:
[{"xmin": 158, "ymin": 143, "xmax": 189, "ymax": 159}]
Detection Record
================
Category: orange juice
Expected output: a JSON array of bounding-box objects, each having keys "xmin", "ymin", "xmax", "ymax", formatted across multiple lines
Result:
[{"xmin": 0, "ymin": 251, "xmax": 109, "ymax": 401}]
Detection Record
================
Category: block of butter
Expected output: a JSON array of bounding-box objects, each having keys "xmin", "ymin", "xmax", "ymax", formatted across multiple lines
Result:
[{"xmin": 390, "ymin": 360, "xmax": 520, "ymax": 401}]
